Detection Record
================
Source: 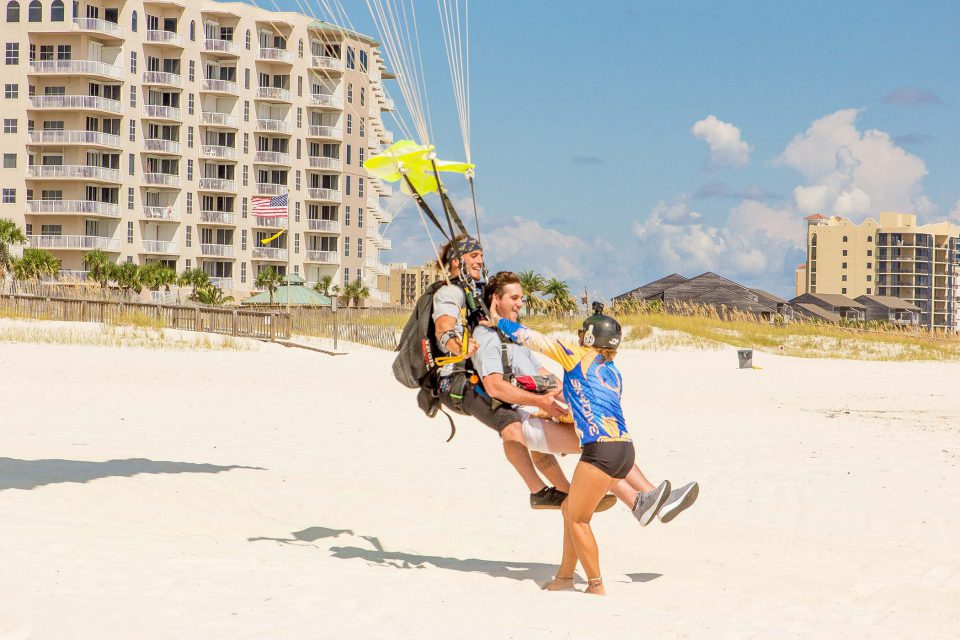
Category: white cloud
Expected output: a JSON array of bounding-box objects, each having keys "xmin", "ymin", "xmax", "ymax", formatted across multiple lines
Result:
[
  {"xmin": 484, "ymin": 217, "xmax": 612, "ymax": 283},
  {"xmin": 779, "ymin": 108, "xmax": 931, "ymax": 218},
  {"xmin": 691, "ymin": 115, "xmax": 752, "ymax": 169}
]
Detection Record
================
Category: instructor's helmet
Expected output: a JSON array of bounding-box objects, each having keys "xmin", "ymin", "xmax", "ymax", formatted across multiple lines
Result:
[{"xmin": 579, "ymin": 302, "xmax": 622, "ymax": 350}]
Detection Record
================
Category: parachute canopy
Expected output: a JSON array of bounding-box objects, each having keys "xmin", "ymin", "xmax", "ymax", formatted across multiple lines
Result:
[{"xmin": 363, "ymin": 140, "xmax": 473, "ymax": 196}]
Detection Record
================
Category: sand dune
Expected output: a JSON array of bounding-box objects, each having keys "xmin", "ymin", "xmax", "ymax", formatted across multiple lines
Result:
[{"xmin": 1, "ymin": 325, "xmax": 959, "ymax": 638}]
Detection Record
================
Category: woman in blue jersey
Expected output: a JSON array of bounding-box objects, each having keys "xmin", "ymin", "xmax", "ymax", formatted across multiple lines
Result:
[{"xmin": 490, "ymin": 307, "xmax": 657, "ymax": 595}]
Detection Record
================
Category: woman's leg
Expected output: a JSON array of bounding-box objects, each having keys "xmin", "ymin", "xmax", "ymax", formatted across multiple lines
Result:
[
  {"xmin": 544, "ymin": 501, "xmax": 579, "ymax": 591},
  {"xmin": 611, "ymin": 465, "xmax": 658, "ymax": 507},
  {"xmin": 565, "ymin": 461, "xmax": 616, "ymax": 595}
]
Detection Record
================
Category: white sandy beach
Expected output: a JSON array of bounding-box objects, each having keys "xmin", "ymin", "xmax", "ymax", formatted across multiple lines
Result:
[{"xmin": 1, "ymin": 319, "xmax": 959, "ymax": 639}]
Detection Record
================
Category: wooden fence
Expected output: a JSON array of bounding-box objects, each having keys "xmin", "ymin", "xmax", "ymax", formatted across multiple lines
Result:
[
  {"xmin": 290, "ymin": 306, "xmax": 403, "ymax": 351},
  {"xmin": 0, "ymin": 294, "xmax": 291, "ymax": 341}
]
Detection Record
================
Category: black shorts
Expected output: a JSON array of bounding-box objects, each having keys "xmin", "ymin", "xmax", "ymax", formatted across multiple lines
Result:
[
  {"xmin": 441, "ymin": 384, "xmax": 519, "ymax": 435},
  {"xmin": 581, "ymin": 441, "xmax": 635, "ymax": 479}
]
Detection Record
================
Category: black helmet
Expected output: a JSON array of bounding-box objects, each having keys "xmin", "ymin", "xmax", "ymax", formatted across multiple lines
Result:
[{"xmin": 580, "ymin": 304, "xmax": 622, "ymax": 349}]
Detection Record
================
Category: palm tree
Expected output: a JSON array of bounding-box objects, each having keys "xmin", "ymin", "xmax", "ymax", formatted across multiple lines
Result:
[
  {"xmin": 254, "ymin": 267, "xmax": 284, "ymax": 304},
  {"xmin": 0, "ymin": 218, "xmax": 27, "ymax": 294},
  {"xmin": 178, "ymin": 268, "xmax": 211, "ymax": 301},
  {"xmin": 140, "ymin": 262, "xmax": 177, "ymax": 292},
  {"xmin": 313, "ymin": 274, "xmax": 333, "ymax": 297},
  {"xmin": 342, "ymin": 279, "xmax": 370, "ymax": 307},
  {"xmin": 113, "ymin": 262, "xmax": 143, "ymax": 298},
  {"xmin": 10, "ymin": 248, "xmax": 60, "ymax": 293},
  {"xmin": 194, "ymin": 284, "xmax": 234, "ymax": 306},
  {"xmin": 517, "ymin": 270, "xmax": 546, "ymax": 314},
  {"xmin": 543, "ymin": 278, "xmax": 575, "ymax": 313},
  {"xmin": 83, "ymin": 249, "xmax": 114, "ymax": 289}
]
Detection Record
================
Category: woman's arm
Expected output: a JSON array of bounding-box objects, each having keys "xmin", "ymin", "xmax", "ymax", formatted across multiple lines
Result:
[{"xmin": 496, "ymin": 318, "xmax": 584, "ymax": 372}]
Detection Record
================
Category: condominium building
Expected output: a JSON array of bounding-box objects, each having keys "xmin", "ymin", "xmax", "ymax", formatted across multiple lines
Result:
[
  {"xmin": 0, "ymin": 0, "xmax": 395, "ymax": 302},
  {"xmin": 389, "ymin": 261, "xmax": 443, "ymax": 306},
  {"xmin": 799, "ymin": 212, "xmax": 960, "ymax": 330}
]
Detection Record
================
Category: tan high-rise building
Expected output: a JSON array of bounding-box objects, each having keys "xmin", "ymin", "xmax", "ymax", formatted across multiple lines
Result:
[
  {"xmin": 389, "ymin": 261, "xmax": 442, "ymax": 306},
  {"xmin": 0, "ymin": 0, "xmax": 395, "ymax": 303},
  {"xmin": 800, "ymin": 212, "xmax": 960, "ymax": 330}
]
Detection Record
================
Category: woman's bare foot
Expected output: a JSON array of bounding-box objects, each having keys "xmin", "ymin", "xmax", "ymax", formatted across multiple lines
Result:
[
  {"xmin": 543, "ymin": 576, "xmax": 576, "ymax": 591},
  {"xmin": 585, "ymin": 577, "xmax": 605, "ymax": 595}
]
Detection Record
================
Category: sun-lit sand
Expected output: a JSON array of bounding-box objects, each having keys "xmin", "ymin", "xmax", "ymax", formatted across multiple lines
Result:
[{"xmin": 1, "ymin": 319, "xmax": 959, "ymax": 638}]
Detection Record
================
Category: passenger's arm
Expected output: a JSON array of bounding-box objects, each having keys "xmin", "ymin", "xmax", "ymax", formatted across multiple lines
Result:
[
  {"xmin": 482, "ymin": 373, "xmax": 565, "ymax": 418},
  {"xmin": 496, "ymin": 318, "xmax": 583, "ymax": 372},
  {"xmin": 434, "ymin": 314, "xmax": 478, "ymax": 357}
]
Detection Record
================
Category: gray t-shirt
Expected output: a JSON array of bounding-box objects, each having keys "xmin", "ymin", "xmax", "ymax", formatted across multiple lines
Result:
[{"xmin": 472, "ymin": 325, "xmax": 543, "ymax": 380}]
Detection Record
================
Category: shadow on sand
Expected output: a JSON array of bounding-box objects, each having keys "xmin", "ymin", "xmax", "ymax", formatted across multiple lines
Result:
[{"xmin": 0, "ymin": 457, "xmax": 264, "ymax": 491}]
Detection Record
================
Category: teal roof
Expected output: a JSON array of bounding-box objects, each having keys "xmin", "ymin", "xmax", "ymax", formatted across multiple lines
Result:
[{"xmin": 241, "ymin": 282, "xmax": 331, "ymax": 306}]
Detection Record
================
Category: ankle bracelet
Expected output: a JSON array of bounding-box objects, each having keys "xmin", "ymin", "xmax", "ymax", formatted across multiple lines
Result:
[{"xmin": 587, "ymin": 577, "xmax": 603, "ymax": 586}]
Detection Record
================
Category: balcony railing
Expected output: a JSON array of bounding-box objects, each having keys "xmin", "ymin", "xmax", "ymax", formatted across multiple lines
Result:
[
  {"xmin": 308, "ymin": 156, "xmax": 341, "ymax": 170},
  {"xmin": 380, "ymin": 130, "xmax": 395, "ymax": 144},
  {"xmin": 199, "ymin": 210, "xmax": 235, "ymax": 224},
  {"xmin": 198, "ymin": 178, "xmax": 237, "ymax": 192},
  {"xmin": 143, "ymin": 138, "xmax": 182, "ymax": 154},
  {"xmin": 145, "ymin": 30, "xmax": 184, "ymax": 46},
  {"xmin": 307, "ymin": 125, "xmax": 342, "ymax": 139},
  {"xmin": 258, "ymin": 48, "xmax": 292, "ymax": 62},
  {"xmin": 29, "ymin": 59, "xmax": 124, "ymax": 79},
  {"xmin": 200, "ymin": 243, "xmax": 236, "ymax": 258},
  {"xmin": 305, "ymin": 250, "xmax": 339, "ymax": 264},
  {"xmin": 200, "ymin": 112, "xmax": 239, "ymax": 127},
  {"xmin": 142, "ymin": 104, "xmax": 182, "ymax": 120},
  {"xmin": 253, "ymin": 151, "xmax": 291, "ymax": 165},
  {"xmin": 56, "ymin": 269, "xmax": 90, "ymax": 281},
  {"xmin": 142, "ymin": 70, "xmax": 183, "ymax": 87},
  {"xmin": 143, "ymin": 172, "xmax": 181, "ymax": 187},
  {"xmin": 141, "ymin": 240, "xmax": 180, "ymax": 254},
  {"xmin": 308, "ymin": 93, "xmax": 343, "ymax": 109},
  {"xmin": 25, "ymin": 199, "xmax": 120, "ymax": 217},
  {"xmin": 381, "ymin": 97, "xmax": 395, "ymax": 111},
  {"xmin": 307, "ymin": 188, "xmax": 341, "ymax": 202},
  {"xmin": 26, "ymin": 165, "xmax": 120, "ymax": 182},
  {"xmin": 254, "ymin": 216, "xmax": 287, "ymax": 229},
  {"xmin": 200, "ymin": 145, "xmax": 237, "ymax": 160},
  {"xmin": 255, "ymin": 119, "xmax": 292, "ymax": 133},
  {"xmin": 256, "ymin": 86, "xmax": 292, "ymax": 102},
  {"xmin": 307, "ymin": 219, "xmax": 340, "ymax": 233},
  {"xmin": 377, "ymin": 236, "xmax": 392, "ymax": 250},
  {"xmin": 27, "ymin": 130, "xmax": 122, "ymax": 147},
  {"xmin": 142, "ymin": 206, "xmax": 179, "ymax": 220},
  {"xmin": 28, "ymin": 94, "xmax": 123, "ymax": 113},
  {"xmin": 73, "ymin": 17, "xmax": 126, "ymax": 37},
  {"xmin": 252, "ymin": 247, "xmax": 288, "ymax": 260},
  {"xmin": 209, "ymin": 277, "xmax": 234, "ymax": 289},
  {"xmin": 255, "ymin": 183, "xmax": 288, "ymax": 196},
  {"xmin": 203, "ymin": 39, "xmax": 240, "ymax": 55},
  {"xmin": 376, "ymin": 209, "xmax": 393, "ymax": 224},
  {"xmin": 201, "ymin": 79, "xmax": 239, "ymax": 95},
  {"xmin": 28, "ymin": 234, "xmax": 120, "ymax": 251},
  {"xmin": 310, "ymin": 56, "xmax": 343, "ymax": 72}
]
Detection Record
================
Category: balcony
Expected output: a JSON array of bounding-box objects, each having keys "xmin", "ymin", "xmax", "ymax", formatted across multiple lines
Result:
[
  {"xmin": 257, "ymin": 48, "xmax": 292, "ymax": 63},
  {"xmin": 307, "ymin": 219, "xmax": 340, "ymax": 233},
  {"xmin": 201, "ymin": 79, "xmax": 240, "ymax": 95},
  {"xmin": 142, "ymin": 104, "xmax": 182, "ymax": 121},
  {"xmin": 308, "ymin": 93, "xmax": 343, "ymax": 109},
  {"xmin": 143, "ymin": 172, "xmax": 181, "ymax": 187},
  {"xmin": 143, "ymin": 138, "xmax": 182, "ymax": 154},
  {"xmin": 200, "ymin": 243, "xmax": 236, "ymax": 258},
  {"xmin": 200, "ymin": 112, "xmax": 239, "ymax": 127},
  {"xmin": 26, "ymin": 165, "xmax": 121, "ymax": 182},
  {"xmin": 253, "ymin": 150, "xmax": 291, "ymax": 165},
  {"xmin": 305, "ymin": 250, "xmax": 339, "ymax": 264},
  {"xmin": 198, "ymin": 178, "xmax": 237, "ymax": 192},
  {"xmin": 27, "ymin": 130, "xmax": 122, "ymax": 148},
  {"xmin": 377, "ymin": 236, "xmax": 392, "ymax": 250},
  {"xmin": 200, "ymin": 145, "xmax": 237, "ymax": 160},
  {"xmin": 28, "ymin": 234, "xmax": 120, "ymax": 251},
  {"xmin": 377, "ymin": 209, "xmax": 393, "ymax": 224},
  {"xmin": 308, "ymin": 156, "xmax": 341, "ymax": 170},
  {"xmin": 380, "ymin": 130, "xmax": 395, "ymax": 144},
  {"xmin": 73, "ymin": 17, "xmax": 126, "ymax": 38},
  {"xmin": 28, "ymin": 94, "xmax": 123, "ymax": 114},
  {"xmin": 145, "ymin": 30, "xmax": 184, "ymax": 47},
  {"xmin": 209, "ymin": 277, "xmax": 234, "ymax": 289},
  {"xmin": 255, "ymin": 183, "xmax": 288, "ymax": 196},
  {"xmin": 29, "ymin": 59, "xmax": 124, "ymax": 80},
  {"xmin": 141, "ymin": 240, "xmax": 180, "ymax": 254},
  {"xmin": 307, "ymin": 188, "xmax": 341, "ymax": 202},
  {"xmin": 142, "ymin": 206, "xmax": 179, "ymax": 220},
  {"xmin": 199, "ymin": 210, "xmax": 235, "ymax": 224},
  {"xmin": 381, "ymin": 97, "xmax": 395, "ymax": 111},
  {"xmin": 252, "ymin": 247, "xmax": 288, "ymax": 261},
  {"xmin": 25, "ymin": 199, "xmax": 120, "ymax": 217},
  {"xmin": 307, "ymin": 125, "xmax": 342, "ymax": 140},
  {"xmin": 253, "ymin": 216, "xmax": 287, "ymax": 229},
  {"xmin": 256, "ymin": 86, "xmax": 292, "ymax": 102},
  {"xmin": 203, "ymin": 39, "xmax": 240, "ymax": 55},
  {"xmin": 310, "ymin": 56, "xmax": 343, "ymax": 72},
  {"xmin": 142, "ymin": 71, "xmax": 183, "ymax": 88},
  {"xmin": 255, "ymin": 118, "xmax": 292, "ymax": 134}
]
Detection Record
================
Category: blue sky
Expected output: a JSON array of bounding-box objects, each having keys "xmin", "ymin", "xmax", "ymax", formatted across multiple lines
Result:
[{"xmin": 275, "ymin": 0, "xmax": 960, "ymax": 299}]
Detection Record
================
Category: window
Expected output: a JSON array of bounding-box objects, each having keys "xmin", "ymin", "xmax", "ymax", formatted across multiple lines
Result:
[
  {"xmin": 346, "ymin": 144, "xmax": 351, "ymax": 165},
  {"xmin": 344, "ymin": 236, "xmax": 350, "ymax": 256},
  {"xmin": 51, "ymin": 0, "xmax": 63, "ymax": 21},
  {"xmin": 360, "ymin": 87, "xmax": 365, "ymax": 106},
  {"xmin": 131, "ymin": 9, "xmax": 136, "ymax": 31},
  {"xmin": 243, "ymin": 132, "xmax": 248, "ymax": 154},
  {"xmin": 841, "ymin": 275, "xmax": 847, "ymax": 282},
  {"xmin": 358, "ymin": 208, "xmax": 363, "ymax": 227},
  {"xmin": 27, "ymin": 0, "xmax": 38, "ymax": 21},
  {"xmin": 296, "ymin": 138, "xmax": 301, "ymax": 159},
  {"xmin": 866, "ymin": 288, "xmax": 872, "ymax": 295},
  {"xmin": 346, "ymin": 46, "xmax": 355, "ymax": 69},
  {"xmin": 2, "ymin": 152, "xmax": 15, "ymax": 168},
  {"xmin": 358, "ymin": 178, "xmax": 364, "ymax": 198},
  {"xmin": 188, "ymin": 59, "xmax": 194, "ymax": 82},
  {"xmin": 359, "ymin": 148, "xmax": 365, "ymax": 164},
  {"xmin": 6, "ymin": 42, "xmax": 19, "ymax": 65},
  {"xmin": 186, "ymin": 225, "xmax": 191, "ymax": 247},
  {"xmin": 3, "ymin": 83, "xmax": 15, "ymax": 98},
  {"xmin": 344, "ymin": 206, "xmax": 350, "ymax": 226},
  {"xmin": 295, "ymin": 170, "xmax": 300, "ymax": 190},
  {"xmin": 866, "ymin": 262, "xmax": 872, "ymax": 269},
  {"xmin": 129, "ymin": 85, "xmax": 136, "ymax": 107},
  {"xmin": 187, "ymin": 126, "xmax": 193, "ymax": 148},
  {"xmin": 347, "ymin": 83, "xmax": 352, "ymax": 103},
  {"xmin": 298, "ymin": 39, "xmax": 303, "ymax": 57},
  {"xmin": 129, "ymin": 119, "xmax": 135, "ymax": 141},
  {"xmin": 3, "ymin": 118, "xmax": 16, "ymax": 133},
  {"xmin": 243, "ymin": 100, "xmax": 249, "ymax": 121},
  {"xmin": 296, "ymin": 107, "xmax": 302, "ymax": 128},
  {"xmin": 867, "ymin": 249, "xmax": 873, "ymax": 257},
  {"xmin": 866, "ymin": 275, "xmax": 873, "ymax": 282},
  {"xmin": 2, "ymin": 188, "xmax": 15, "ymax": 203},
  {"xmin": 343, "ymin": 269, "xmax": 348, "ymax": 285},
  {"xmin": 189, "ymin": 20, "xmax": 195, "ymax": 41},
  {"xmin": 842, "ymin": 249, "xmax": 847, "ymax": 256},
  {"xmin": 242, "ymin": 165, "xmax": 247, "ymax": 186},
  {"xmin": 842, "ymin": 235, "xmax": 848, "ymax": 242},
  {"xmin": 357, "ymin": 238, "xmax": 363, "ymax": 258},
  {"xmin": 241, "ymin": 261, "xmax": 246, "ymax": 284},
  {"xmin": 345, "ymin": 175, "xmax": 350, "ymax": 196},
  {"xmin": 128, "ymin": 153, "xmax": 134, "ymax": 175},
  {"xmin": 867, "ymin": 235, "xmax": 873, "ymax": 242},
  {"xmin": 295, "ymin": 201, "xmax": 300, "ymax": 222},
  {"xmin": 186, "ymin": 192, "xmax": 192, "ymax": 214},
  {"xmin": 359, "ymin": 50, "xmax": 367, "ymax": 72},
  {"xmin": 297, "ymin": 75, "xmax": 302, "ymax": 96},
  {"xmin": 242, "ymin": 196, "xmax": 247, "ymax": 218},
  {"xmin": 346, "ymin": 114, "xmax": 352, "ymax": 134},
  {"xmin": 294, "ymin": 233, "xmax": 299, "ymax": 254},
  {"xmin": 127, "ymin": 221, "xmax": 134, "ymax": 243},
  {"xmin": 130, "ymin": 51, "xmax": 136, "ymax": 73},
  {"xmin": 244, "ymin": 68, "xmax": 249, "ymax": 89},
  {"xmin": 241, "ymin": 229, "xmax": 247, "ymax": 250},
  {"xmin": 186, "ymin": 258, "xmax": 190, "ymax": 270},
  {"xmin": 6, "ymin": 1, "xmax": 19, "ymax": 22},
  {"xmin": 245, "ymin": 29, "xmax": 250, "ymax": 50},
  {"xmin": 187, "ymin": 159, "xmax": 193, "ymax": 180},
  {"xmin": 359, "ymin": 117, "xmax": 364, "ymax": 138},
  {"xmin": 841, "ymin": 287, "xmax": 847, "ymax": 294},
  {"xmin": 187, "ymin": 93, "xmax": 194, "ymax": 114}
]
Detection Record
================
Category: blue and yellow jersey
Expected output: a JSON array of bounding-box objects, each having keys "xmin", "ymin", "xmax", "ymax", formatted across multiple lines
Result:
[{"xmin": 497, "ymin": 318, "xmax": 631, "ymax": 447}]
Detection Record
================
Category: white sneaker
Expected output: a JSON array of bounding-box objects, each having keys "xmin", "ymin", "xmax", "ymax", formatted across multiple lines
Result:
[{"xmin": 657, "ymin": 481, "xmax": 699, "ymax": 523}]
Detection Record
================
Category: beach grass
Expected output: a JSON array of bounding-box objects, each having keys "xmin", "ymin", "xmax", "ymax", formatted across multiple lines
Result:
[{"xmin": 0, "ymin": 319, "xmax": 253, "ymax": 351}]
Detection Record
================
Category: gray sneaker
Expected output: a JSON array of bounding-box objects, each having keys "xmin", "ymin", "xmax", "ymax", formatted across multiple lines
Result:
[
  {"xmin": 657, "ymin": 481, "xmax": 699, "ymax": 523},
  {"xmin": 632, "ymin": 480, "xmax": 671, "ymax": 526}
]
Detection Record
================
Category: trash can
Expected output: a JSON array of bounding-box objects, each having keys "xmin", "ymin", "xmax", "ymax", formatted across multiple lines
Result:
[{"xmin": 737, "ymin": 349, "xmax": 753, "ymax": 369}]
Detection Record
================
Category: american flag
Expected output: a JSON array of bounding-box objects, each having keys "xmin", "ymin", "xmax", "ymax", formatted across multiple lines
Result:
[{"xmin": 252, "ymin": 194, "xmax": 288, "ymax": 218}]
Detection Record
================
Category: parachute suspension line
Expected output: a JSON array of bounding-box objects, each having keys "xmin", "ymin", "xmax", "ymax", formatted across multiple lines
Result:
[
  {"xmin": 405, "ymin": 0, "xmax": 436, "ymax": 147},
  {"xmin": 436, "ymin": 0, "xmax": 470, "ymax": 163}
]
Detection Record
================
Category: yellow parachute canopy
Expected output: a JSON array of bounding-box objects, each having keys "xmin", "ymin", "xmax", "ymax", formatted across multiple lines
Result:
[{"xmin": 363, "ymin": 140, "xmax": 473, "ymax": 196}]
